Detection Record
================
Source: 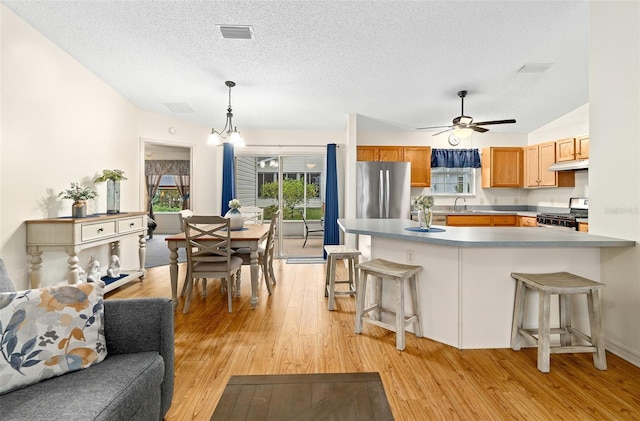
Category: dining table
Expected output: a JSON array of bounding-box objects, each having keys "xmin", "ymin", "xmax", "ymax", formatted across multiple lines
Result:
[{"xmin": 165, "ymin": 223, "xmax": 270, "ymax": 311}]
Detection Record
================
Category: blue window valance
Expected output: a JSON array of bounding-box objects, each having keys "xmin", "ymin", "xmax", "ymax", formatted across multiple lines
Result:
[{"xmin": 431, "ymin": 148, "xmax": 481, "ymax": 168}]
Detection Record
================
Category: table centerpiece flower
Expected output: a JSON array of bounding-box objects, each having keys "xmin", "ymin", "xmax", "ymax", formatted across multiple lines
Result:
[
  {"xmin": 412, "ymin": 194, "xmax": 435, "ymax": 230},
  {"xmin": 225, "ymin": 198, "xmax": 244, "ymax": 230},
  {"xmin": 59, "ymin": 182, "xmax": 98, "ymax": 218}
]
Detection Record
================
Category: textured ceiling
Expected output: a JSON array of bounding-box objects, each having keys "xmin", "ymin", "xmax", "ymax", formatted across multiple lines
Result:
[{"xmin": 3, "ymin": 1, "xmax": 589, "ymax": 134}]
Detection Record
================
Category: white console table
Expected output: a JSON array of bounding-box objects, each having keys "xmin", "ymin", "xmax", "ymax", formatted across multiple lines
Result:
[{"xmin": 26, "ymin": 212, "xmax": 147, "ymax": 293}]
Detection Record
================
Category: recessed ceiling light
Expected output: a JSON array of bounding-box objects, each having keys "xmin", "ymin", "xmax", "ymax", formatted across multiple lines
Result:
[
  {"xmin": 518, "ymin": 63, "xmax": 553, "ymax": 73},
  {"xmin": 217, "ymin": 25, "xmax": 254, "ymax": 40}
]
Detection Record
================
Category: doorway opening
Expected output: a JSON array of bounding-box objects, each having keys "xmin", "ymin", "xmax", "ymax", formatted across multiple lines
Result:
[{"xmin": 143, "ymin": 141, "xmax": 192, "ymax": 235}]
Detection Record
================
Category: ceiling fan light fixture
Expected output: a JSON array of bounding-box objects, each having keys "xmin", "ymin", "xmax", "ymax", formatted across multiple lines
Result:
[{"xmin": 453, "ymin": 127, "xmax": 473, "ymax": 138}]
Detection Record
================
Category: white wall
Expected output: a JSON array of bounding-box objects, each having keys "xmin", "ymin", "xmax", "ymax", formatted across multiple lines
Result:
[
  {"xmin": 1, "ymin": 6, "xmax": 139, "ymax": 288},
  {"xmin": 590, "ymin": 1, "xmax": 640, "ymax": 365},
  {"xmin": 137, "ymin": 109, "xmax": 215, "ymax": 215}
]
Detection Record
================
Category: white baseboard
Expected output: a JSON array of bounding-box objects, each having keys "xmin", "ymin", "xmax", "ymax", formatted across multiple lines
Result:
[{"xmin": 606, "ymin": 337, "xmax": 640, "ymax": 368}]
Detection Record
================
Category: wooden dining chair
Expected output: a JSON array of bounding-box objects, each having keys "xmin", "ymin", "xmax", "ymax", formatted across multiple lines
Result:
[
  {"xmin": 240, "ymin": 206, "xmax": 264, "ymax": 225},
  {"xmin": 178, "ymin": 209, "xmax": 194, "ymax": 231},
  {"xmin": 183, "ymin": 215, "xmax": 243, "ymax": 313},
  {"xmin": 235, "ymin": 210, "xmax": 281, "ymax": 293}
]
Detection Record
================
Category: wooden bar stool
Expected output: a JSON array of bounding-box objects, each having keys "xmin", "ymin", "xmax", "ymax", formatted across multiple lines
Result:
[
  {"xmin": 324, "ymin": 245, "xmax": 360, "ymax": 310},
  {"xmin": 510, "ymin": 272, "xmax": 607, "ymax": 373},
  {"xmin": 355, "ymin": 258, "xmax": 423, "ymax": 351}
]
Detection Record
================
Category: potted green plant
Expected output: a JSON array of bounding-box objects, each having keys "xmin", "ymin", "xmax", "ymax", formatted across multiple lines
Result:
[
  {"xmin": 94, "ymin": 169, "xmax": 127, "ymax": 214},
  {"xmin": 59, "ymin": 182, "xmax": 97, "ymax": 218}
]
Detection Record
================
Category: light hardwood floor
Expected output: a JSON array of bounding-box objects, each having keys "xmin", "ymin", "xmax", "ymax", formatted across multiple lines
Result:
[{"xmin": 107, "ymin": 260, "xmax": 640, "ymax": 420}]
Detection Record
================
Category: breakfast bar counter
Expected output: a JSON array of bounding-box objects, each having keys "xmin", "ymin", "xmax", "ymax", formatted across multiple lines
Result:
[{"xmin": 338, "ymin": 218, "xmax": 634, "ymax": 349}]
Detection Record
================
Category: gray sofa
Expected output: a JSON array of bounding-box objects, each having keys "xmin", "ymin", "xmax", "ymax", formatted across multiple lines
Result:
[{"xmin": 0, "ymin": 260, "xmax": 174, "ymax": 421}]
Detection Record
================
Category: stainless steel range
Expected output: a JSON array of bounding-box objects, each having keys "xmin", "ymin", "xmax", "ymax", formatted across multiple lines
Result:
[{"xmin": 537, "ymin": 197, "xmax": 588, "ymax": 230}]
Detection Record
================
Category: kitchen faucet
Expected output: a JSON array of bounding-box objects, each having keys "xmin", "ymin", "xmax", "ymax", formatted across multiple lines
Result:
[{"xmin": 454, "ymin": 196, "xmax": 467, "ymax": 212}]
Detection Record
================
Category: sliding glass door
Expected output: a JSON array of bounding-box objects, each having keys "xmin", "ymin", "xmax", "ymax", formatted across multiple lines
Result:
[{"xmin": 235, "ymin": 153, "xmax": 326, "ymax": 258}]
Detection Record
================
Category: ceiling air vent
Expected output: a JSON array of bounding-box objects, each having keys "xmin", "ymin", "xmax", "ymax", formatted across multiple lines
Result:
[
  {"xmin": 218, "ymin": 25, "xmax": 254, "ymax": 40},
  {"xmin": 517, "ymin": 63, "xmax": 553, "ymax": 73},
  {"xmin": 163, "ymin": 103, "xmax": 194, "ymax": 113}
]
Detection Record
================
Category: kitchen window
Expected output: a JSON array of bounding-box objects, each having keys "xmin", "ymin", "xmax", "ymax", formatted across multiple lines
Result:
[
  {"xmin": 430, "ymin": 167, "xmax": 476, "ymax": 195},
  {"xmin": 430, "ymin": 148, "xmax": 481, "ymax": 196}
]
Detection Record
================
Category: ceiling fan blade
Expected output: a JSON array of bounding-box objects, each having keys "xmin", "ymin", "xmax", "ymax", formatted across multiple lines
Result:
[
  {"xmin": 473, "ymin": 119, "xmax": 516, "ymax": 126},
  {"xmin": 416, "ymin": 125, "xmax": 453, "ymax": 130},
  {"xmin": 470, "ymin": 126, "xmax": 489, "ymax": 133},
  {"xmin": 431, "ymin": 127, "xmax": 454, "ymax": 136}
]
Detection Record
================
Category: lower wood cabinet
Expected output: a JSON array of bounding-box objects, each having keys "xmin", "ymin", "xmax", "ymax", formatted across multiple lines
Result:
[
  {"xmin": 518, "ymin": 216, "xmax": 538, "ymax": 227},
  {"xmin": 578, "ymin": 222, "xmax": 589, "ymax": 232},
  {"xmin": 446, "ymin": 214, "xmax": 517, "ymax": 227}
]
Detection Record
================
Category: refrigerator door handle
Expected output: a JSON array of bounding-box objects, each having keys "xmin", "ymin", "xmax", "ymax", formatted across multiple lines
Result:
[
  {"xmin": 379, "ymin": 170, "xmax": 384, "ymax": 217},
  {"xmin": 385, "ymin": 170, "xmax": 390, "ymax": 218}
]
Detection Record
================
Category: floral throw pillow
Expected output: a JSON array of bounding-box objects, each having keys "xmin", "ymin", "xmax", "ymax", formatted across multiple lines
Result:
[{"xmin": 0, "ymin": 281, "xmax": 107, "ymax": 394}]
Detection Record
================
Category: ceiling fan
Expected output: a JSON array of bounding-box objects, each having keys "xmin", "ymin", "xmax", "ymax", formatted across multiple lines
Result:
[{"xmin": 417, "ymin": 90, "xmax": 516, "ymax": 145}]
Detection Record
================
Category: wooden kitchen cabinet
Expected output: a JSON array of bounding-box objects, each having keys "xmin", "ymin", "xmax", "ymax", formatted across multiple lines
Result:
[
  {"xmin": 518, "ymin": 216, "xmax": 538, "ymax": 227},
  {"xmin": 525, "ymin": 141, "xmax": 574, "ymax": 188},
  {"xmin": 356, "ymin": 146, "xmax": 379, "ymax": 161},
  {"xmin": 576, "ymin": 135, "xmax": 589, "ymax": 159},
  {"xmin": 481, "ymin": 147, "xmax": 523, "ymax": 188},
  {"xmin": 447, "ymin": 215, "xmax": 492, "ymax": 226},
  {"xmin": 357, "ymin": 145, "xmax": 431, "ymax": 186},
  {"xmin": 578, "ymin": 222, "xmax": 589, "ymax": 232},
  {"xmin": 379, "ymin": 146, "xmax": 404, "ymax": 162},
  {"xmin": 446, "ymin": 214, "xmax": 517, "ymax": 227},
  {"xmin": 403, "ymin": 146, "xmax": 431, "ymax": 187},
  {"xmin": 356, "ymin": 146, "xmax": 403, "ymax": 162},
  {"xmin": 556, "ymin": 138, "xmax": 577, "ymax": 162}
]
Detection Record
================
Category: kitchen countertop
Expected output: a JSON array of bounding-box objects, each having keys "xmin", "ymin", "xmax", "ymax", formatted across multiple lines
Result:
[{"xmin": 338, "ymin": 218, "xmax": 633, "ymax": 248}]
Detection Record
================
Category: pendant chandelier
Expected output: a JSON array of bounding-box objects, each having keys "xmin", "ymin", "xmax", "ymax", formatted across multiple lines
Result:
[{"xmin": 207, "ymin": 80, "xmax": 245, "ymax": 147}]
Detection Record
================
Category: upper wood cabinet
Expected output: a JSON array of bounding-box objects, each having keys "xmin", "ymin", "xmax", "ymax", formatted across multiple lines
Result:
[
  {"xmin": 356, "ymin": 146, "xmax": 403, "ymax": 162},
  {"xmin": 576, "ymin": 135, "xmax": 589, "ymax": 159},
  {"xmin": 556, "ymin": 138, "xmax": 576, "ymax": 162},
  {"xmin": 403, "ymin": 146, "xmax": 431, "ymax": 187},
  {"xmin": 357, "ymin": 146, "xmax": 431, "ymax": 186},
  {"xmin": 379, "ymin": 146, "xmax": 404, "ymax": 162},
  {"xmin": 356, "ymin": 146, "xmax": 379, "ymax": 162},
  {"xmin": 554, "ymin": 135, "xmax": 589, "ymax": 163},
  {"xmin": 525, "ymin": 141, "xmax": 574, "ymax": 188},
  {"xmin": 481, "ymin": 147, "xmax": 523, "ymax": 188}
]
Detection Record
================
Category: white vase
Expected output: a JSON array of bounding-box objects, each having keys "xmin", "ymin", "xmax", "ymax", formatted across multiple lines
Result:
[
  {"xmin": 225, "ymin": 208, "xmax": 244, "ymax": 230},
  {"xmin": 418, "ymin": 207, "xmax": 433, "ymax": 230}
]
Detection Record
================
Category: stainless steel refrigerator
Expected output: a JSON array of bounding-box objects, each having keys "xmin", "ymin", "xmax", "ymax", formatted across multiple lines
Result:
[{"xmin": 356, "ymin": 161, "xmax": 411, "ymax": 219}]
